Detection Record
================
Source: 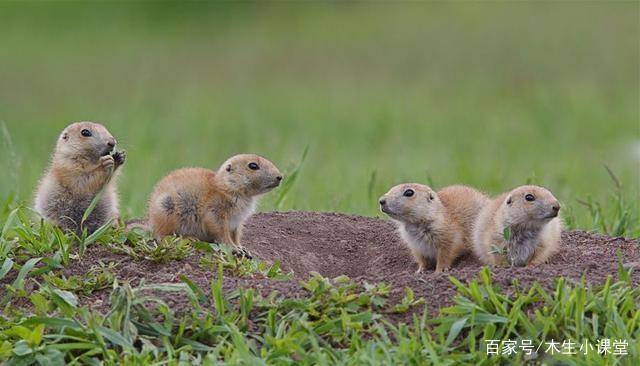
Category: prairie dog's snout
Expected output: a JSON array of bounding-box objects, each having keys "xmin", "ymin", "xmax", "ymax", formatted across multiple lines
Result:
[
  {"xmin": 100, "ymin": 134, "xmax": 117, "ymax": 156},
  {"xmin": 378, "ymin": 196, "xmax": 393, "ymax": 215},
  {"xmin": 548, "ymin": 201, "xmax": 561, "ymax": 218},
  {"xmin": 268, "ymin": 174, "xmax": 284, "ymax": 188},
  {"xmin": 106, "ymin": 137, "xmax": 116, "ymax": 149}
]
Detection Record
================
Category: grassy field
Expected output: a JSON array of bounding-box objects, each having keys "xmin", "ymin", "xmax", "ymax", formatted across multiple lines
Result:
[
  {"xmin": 0, "ymin": 2, "xmax": 639, "ymax": 365},
  {"xmin": 0, "ymin": 2, "xmax": 638, "ymax": 236}
]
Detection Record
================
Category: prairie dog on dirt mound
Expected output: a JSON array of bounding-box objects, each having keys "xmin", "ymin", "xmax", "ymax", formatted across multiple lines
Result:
[
  {"xmin": 35, "ymin": 121, "xmax": 125, "ymax": 234},
  {"xmin": 473, "ymin": 185, "xmax": 562, "ymax": 266},
  {"xmin": 379, "ymin": 184, "xmax": 489, "ymax": 273},
  {"xmin": 148, "ymin": 154, "xmax": 282, "ymax": 250}
]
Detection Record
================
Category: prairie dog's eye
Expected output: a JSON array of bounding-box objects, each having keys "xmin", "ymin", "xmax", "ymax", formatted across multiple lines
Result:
[
  {"xmin": 81, "ymin": 129, "xmax": 92, "ymax": 137},
  {"xmin": 525, "ymin": 194, "xmax": 535, "ymax": 202},
  {"xmin": 248, "ymin": 162, "xmax": 260, "ymax": 170},
  {"xmin": 403, "ymin": 189, "xmax": 414, "ymax": 197}
]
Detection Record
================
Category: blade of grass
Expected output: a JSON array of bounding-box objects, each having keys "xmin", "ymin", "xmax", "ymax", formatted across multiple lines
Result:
[
  {"xmin": 0, "ymin": 257, "xmax": 13, "ymax": 280},
  {"xmin": 11, "ymin": 257, "xmax": 42, "ymax": 291},
  {"xmin": 275, "ymin": 145, "xmax": 309, "ymax": 210}
]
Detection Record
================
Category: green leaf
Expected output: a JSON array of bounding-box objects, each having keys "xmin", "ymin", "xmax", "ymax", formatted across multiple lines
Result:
[
  {"xmin": 12, "ymin": 340, "xmax": 33, "ymax": 356},
  {"xmin": 275, "ymin": 145, "xmax": 309, "ymax": 210},
  {"xmin": 178, "ymin": 338, "xmax": 217, "ymax": 352},
  {"xmin": 0, "ymin": 340, "xmax": 12, "ymax": 358},
  {"xmin": 5, "ymin": 325, "xmax": 32, "ymax": 340},
  {"xmin": 28, "ymin": 324, "xmax": 45, "ymax": 347},
  {"xmin": 224, "ymin": 323, "xmax": 263, "ymax": 364},
  {"xmin": 502, "ymin": 227, "xmax": 511, "ymax": 241},
  {"xmin": 21, "ymin": 317, "xmax": 80, "ymax": 330},
  {"xmin": 46, "ymin": 342, "xmax": 98, "ymax": 351},
  {"xmin": 52, "ymin": 289, "xmax": 78, "ymax": 308},
  {"xmin": 35, "ymin": 348, "xmax": 65, "ymax": 366},
  {"xmin": 81, "ymin": 186, "xmax": 109, "ymax": 227},
  {"xmin": 179, "ymin": 275, "xmax": 207, "ymax": 304},
  {"xmin": 1, "ymin": 207, "xmax": 20, "ymax": 239},
  {"xmin": 0, "ymin": 258, "xmax": 14, "ymax": 280},
  {"xmin": 83, "ymin": 219, "xmax": 114, "ymax": 245},
  {"xmin": 29, "ymin": 293, "xmax": 50, "ymax": 314},
  {"xmin": 12, "ymin": 257, "xmax": 42, "ymax": 291},
  {"xmin": 0, "ymin": 207, "xmax": 20, "ymax": 258},
  {"xmin": 445, "ymin": 316, "xmax": 468, "ymax": 346},
  {"xmin": 95, "ymin": 326, "xmax": 133, "ymax": 351}
]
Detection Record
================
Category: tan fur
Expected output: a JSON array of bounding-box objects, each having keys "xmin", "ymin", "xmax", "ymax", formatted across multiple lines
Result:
[
  {"xmin": 34, "ymin": 121, "xmax": 125, "ymax": 234},
  {"xmin": 473, "ymin": 185, "xmax": 562, "ymax": 267},
  {"xmin": 147, "ymin": 154, "xmax": 282, "ymax": 249},
  {"xmin": 379, "ymin": 184, "xmax": 489, "ymax": 273}
]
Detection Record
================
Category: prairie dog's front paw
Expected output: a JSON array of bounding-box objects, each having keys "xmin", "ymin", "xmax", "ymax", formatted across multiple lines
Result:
[
  {"xmin": 231, "ymin": 246, "xmax": 253, "ymax": 260},
  {"xmin": 100, "ymin": 155, "xmax": 115, "ymax": 170},
  {"xmin": 434, "ymin": 266, "xmax": 450, "ymax": 274},
  {"xmin": 112, "ymin": 150, "xmax": 126, "ymax": 167}
]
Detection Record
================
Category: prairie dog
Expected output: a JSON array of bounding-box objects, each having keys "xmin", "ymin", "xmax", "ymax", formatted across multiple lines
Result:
[
  {"xmin": 473, "ymin": 185, "xmax": 562, "ymax": 266},
  {"xmin": 379, "ymin": 184, "xmax": 489, "ymax": 273},
  {"xmin": 35, "ymin": 122, "xmax": 125, "ymax": 234},
  {"xmin": 148, "ymin": 154, "xmax": 282, "ymax": 248}
]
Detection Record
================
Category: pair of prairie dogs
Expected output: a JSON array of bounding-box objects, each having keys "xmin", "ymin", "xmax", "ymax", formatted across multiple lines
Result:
[
  {"xmin": 379, "ymin": 184, "xmax": 562, "ymax": 273},
  {"xmin": 35, "ymin": 122, "xmax": 282, "ymax": 250}
]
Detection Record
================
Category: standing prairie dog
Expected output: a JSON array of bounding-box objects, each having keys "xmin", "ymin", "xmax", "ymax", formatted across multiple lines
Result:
[
  {"xmin": 35, "ymin": 121, "xmax": 125, "ymax": 234},
  {"xmin": 148, "ymin": 154, "xmax": 282, "ymax": 249},
  {"xmin": 379, "ymin": 184, "xmax": 489, "ymax": 273},
  {"xmin": 473, "ymin": 185, "xmax": 562, "ymax": 267}
]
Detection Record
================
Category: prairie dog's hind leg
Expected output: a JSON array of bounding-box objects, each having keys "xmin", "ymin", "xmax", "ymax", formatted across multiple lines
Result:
[
  {"xmin": 410, "ymin": 248, "xmax": 430, "ymax": 274},
  {"xmin": 230, "ymin": 227, "xmax": 242, "ymax": 245},
  {"xmin": 435, "ymin": 249, "xmax": 454, "ymax": 273},
  {"xmin": 150, "ymin": 195, "xmax": 180, "ymax": 243}
]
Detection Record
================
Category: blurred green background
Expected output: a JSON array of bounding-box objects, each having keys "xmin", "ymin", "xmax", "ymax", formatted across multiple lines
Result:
[{"xmin": 0, "ymin": 2, "xmax": 638, "ymax": 231}]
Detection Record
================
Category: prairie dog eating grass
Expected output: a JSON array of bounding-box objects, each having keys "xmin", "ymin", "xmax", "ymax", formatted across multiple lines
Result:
[
  {"xmin": 35, "ymin": 121, "xmax": 125, "ymax": 234},
  {"xmin": 473, "ymin": 185, "xmax": 562, "ymax": 266}
]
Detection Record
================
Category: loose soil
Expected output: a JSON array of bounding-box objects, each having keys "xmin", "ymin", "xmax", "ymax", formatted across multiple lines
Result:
[{"xmin": 5, "ymin": 212, "xmax": 640, "ymax": 319}]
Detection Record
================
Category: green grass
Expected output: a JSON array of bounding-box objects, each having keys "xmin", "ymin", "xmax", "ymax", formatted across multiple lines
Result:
[{"xmin": 0, "ymin": 2, "xmax": 638, "ymax": 236}]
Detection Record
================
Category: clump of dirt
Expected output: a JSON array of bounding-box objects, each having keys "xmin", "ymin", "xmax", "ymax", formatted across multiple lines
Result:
[{"xmin": 6, "ymin": 212, "xmax": 640, "ymax": 317}]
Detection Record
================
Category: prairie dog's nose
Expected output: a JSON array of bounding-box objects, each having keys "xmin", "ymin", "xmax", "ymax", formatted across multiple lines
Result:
[
  {"xmin": 379, "ymin": 198, "xmax": 386, "ymax": 206},
  {"xmin": 107, "ymin": 138, "xmax": 116, "ymax": 148},
  {"xmin": 276, "ymin": 176, "xmax": 283, "ymax": 182},
  {"xmin": 552, "ymin": 203, "xmax": 561, "ymax": 213}
]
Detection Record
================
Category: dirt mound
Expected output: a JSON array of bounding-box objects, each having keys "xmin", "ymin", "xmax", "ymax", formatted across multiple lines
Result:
[
  {"xmin": 19, "ymin": 212, "xmax": 640, "ymax": 316},
  {"xmin": 243, "ymin": 211, "xmax": 412, "ymax": 280},
  {"xmin": 242, "ymin": 212, "xmax": 639, "ymax": 310}
]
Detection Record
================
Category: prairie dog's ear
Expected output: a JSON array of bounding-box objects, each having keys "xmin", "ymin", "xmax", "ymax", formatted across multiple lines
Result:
[
  {"xmin": 429, "ymin": 193, "xmax": 434, "ymax": 200},
  {"xmin": 226, "ymin": 164, "xmax": 232, "ymax": 172},
  {"xmin": 506, "ymin": 196, "xmax": 513, "ymax": 205},
  {"xmin": 61, "ymin": 132, "xmax": 69, "ymax": 141}
]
